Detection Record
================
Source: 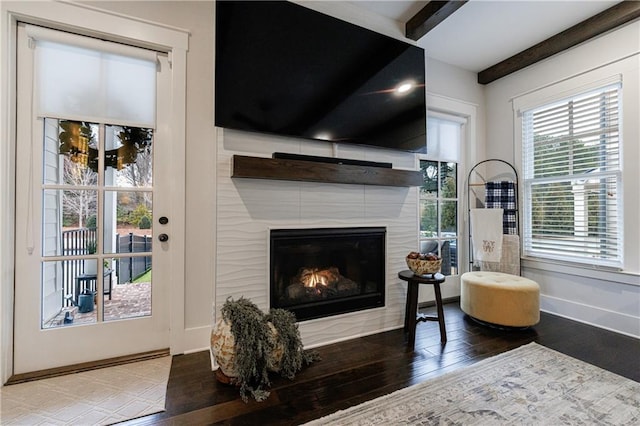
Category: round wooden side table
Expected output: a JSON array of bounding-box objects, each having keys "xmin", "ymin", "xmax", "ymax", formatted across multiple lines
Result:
[{"xmin": 398, "ymin": 270, "xmax": 447, "ymax": 349}]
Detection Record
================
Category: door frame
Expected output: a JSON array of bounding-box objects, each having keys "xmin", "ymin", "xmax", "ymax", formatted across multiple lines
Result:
[{"xmin": 0, "ymin": 1, "xmax": 189, "ymax": 383}]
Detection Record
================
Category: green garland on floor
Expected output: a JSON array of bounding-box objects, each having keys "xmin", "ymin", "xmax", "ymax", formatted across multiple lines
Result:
[
  {"xmin": 266, "ymin": 308, "xmax": 320, "ymax": 380},
  {"xmin": 220, "ymin": 297, "xmax": 320, "ymax": 402}
]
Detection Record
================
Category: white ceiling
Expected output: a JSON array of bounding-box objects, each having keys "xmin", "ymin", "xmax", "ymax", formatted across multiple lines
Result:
[{"xmin": 349, "ymin": 0, "xmax": 621, "ymax": 72}]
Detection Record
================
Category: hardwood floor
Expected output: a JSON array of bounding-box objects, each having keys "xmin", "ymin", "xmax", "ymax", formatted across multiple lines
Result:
[{"xmin": 124, "ymin": 303, "xmax": 640, "ymax": 425}]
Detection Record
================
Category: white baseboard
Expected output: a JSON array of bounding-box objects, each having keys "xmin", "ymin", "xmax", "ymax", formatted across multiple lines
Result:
[
  {"xmin": 540, "ymin": 294, "xmax": 640, "ymax": 339},
  {"xmin": 182, "ymin": 325, "xmax": 211, "ymax": 355}
]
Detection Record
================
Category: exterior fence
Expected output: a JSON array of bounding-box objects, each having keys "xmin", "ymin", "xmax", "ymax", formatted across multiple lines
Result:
[
  {"xmin": 116, "ymin": 233, "xmax": 152, "ymax": 284},
  {"xmin": 61, "ymin": 228, "xmax": 152, "ymax": 307}
]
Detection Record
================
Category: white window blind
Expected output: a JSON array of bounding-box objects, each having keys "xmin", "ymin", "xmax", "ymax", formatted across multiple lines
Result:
[
  {"xmin": 521, "ymin": 83, "xmax": 622, "ymax": 268},
  {"xmin": 427, "ymin": 113, "xmax": 463, "ymax": 162},
  {"xmin": 26, "ymin": 25, "xmax": 157, "ymax": 127}
]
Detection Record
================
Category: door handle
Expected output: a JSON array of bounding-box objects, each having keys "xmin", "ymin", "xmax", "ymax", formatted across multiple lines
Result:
[{"xmin": 158, "ymin": 234, "xmax": 169, "ymax": 242}]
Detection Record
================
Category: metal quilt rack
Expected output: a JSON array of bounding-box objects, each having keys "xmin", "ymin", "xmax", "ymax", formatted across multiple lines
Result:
[{"xmin": 466, "ymin": 159, "xmax": 520, "ymax": 273}]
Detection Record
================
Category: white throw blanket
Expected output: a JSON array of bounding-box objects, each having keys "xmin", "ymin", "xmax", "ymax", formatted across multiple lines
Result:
[{"xmin": 470, "ymin": 208, "xmax": 503, "ymax": 263}]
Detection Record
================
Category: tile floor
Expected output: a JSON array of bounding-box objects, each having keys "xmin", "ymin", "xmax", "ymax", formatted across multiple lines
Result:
[{"xmin": 0, "ymin": 356, "xmax": 171, "ymax": 425}]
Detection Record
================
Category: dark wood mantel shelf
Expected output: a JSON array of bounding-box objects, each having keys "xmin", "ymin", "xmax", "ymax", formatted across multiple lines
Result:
[{"xmin": 231, "ymin": 155, "xmax": 423, "ymax": 187}]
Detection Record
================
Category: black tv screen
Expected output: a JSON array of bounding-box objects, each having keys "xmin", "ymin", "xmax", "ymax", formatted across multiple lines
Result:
[{"xmin": 215, "ymin": 1, "xmax": 427, "ymax": 153}]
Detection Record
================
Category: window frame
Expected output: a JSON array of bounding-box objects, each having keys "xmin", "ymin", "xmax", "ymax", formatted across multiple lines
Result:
[
  {"xmin": 418, "ymin": 112, "xmax": 466, "ymax": 277},
  {"xmin": 516, "ymin": 77, "xmax": 623, "ymax": 270}
]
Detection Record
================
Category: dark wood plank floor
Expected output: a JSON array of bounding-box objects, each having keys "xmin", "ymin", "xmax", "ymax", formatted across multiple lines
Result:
[{"xmin": 124, "ymin": 303, "xmax": 640, "ymax": 425}]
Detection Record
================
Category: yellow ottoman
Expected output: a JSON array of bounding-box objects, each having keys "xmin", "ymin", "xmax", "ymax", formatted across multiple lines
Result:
[{"xmin": 460, "ymin": 271, "xmax": 540, "ymax": 327}]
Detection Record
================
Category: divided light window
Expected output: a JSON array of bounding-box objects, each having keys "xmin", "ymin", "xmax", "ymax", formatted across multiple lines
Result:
[
  {"xmin": 419, "ymin": 114, "xmax": 463, "ymax": 276},
  {"xmin": 521, "ymin": 83, "xmax": 622, "ymax": 268}
]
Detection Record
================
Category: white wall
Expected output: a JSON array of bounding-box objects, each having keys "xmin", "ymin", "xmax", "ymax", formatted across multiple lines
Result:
[
  {"xmin": 427, "ymin": 57, "xmax": 485, "ymax": 110},
  {"xmin": 484, "ymin": 22, "xmax": 640, "ymax": 338}
]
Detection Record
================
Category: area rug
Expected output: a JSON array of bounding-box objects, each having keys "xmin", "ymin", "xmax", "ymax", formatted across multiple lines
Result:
[
  {"xmin": 0, "ymin": 356, "xmax": 171, "ymax": 425},
  {"xmin": 305, "ymin": 343, "xmax": 640, "ymax": 425}
]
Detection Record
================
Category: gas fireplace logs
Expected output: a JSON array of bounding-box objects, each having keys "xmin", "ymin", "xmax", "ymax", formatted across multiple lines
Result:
[{"xmin": 285, "ymin": 267, "xmax": 359, "ymax": 301}]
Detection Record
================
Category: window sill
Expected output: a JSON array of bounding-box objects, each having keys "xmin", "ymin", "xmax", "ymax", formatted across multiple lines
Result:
[{"xmin": 521, "ymin": 257, "xmax": 640, "ymax": 287}]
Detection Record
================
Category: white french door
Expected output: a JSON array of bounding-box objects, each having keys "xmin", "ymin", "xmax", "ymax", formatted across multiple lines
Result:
[{"xmin": 13, "ymin": 24, "xmax": 177, "ymax": 374}]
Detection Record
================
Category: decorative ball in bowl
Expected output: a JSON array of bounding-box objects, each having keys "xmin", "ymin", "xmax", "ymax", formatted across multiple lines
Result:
[{"xmin": 406, "ymin": 251, "xmax": 442, "ymax": 275}]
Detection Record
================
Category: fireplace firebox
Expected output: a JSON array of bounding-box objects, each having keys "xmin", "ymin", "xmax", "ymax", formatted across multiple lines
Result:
[{"xmin": 270, "ymin": 227, "xmax": 385, "ymax": 321}]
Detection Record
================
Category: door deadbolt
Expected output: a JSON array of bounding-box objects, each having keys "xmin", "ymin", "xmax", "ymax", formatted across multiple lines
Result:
[
  {"xmin": 159, "ymin": 216, "xmax": 169, "ymax": 225},
  {"xmin": 158, "ymin": 234, "xmax": 169, "ymax": 242}
]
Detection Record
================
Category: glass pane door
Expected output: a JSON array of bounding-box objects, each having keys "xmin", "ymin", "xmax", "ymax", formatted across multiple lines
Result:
[
  {"xmin": 14, "ymin": 24, "xmax": 176, "ymax": 375},
  {"xmin": 41, "ymin": 119, "xmax": 154, "ymax": 329}
]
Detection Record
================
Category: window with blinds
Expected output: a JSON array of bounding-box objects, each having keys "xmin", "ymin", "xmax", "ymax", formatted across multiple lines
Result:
[{"xmin": 521, "ymin": 83, "xmax": 622, "ymax": 268}]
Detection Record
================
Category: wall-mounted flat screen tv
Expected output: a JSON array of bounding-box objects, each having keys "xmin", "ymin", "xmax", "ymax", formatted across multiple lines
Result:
[{"xmin": 215, "ymin": 1, "xmax": 427, "ymax": 153}]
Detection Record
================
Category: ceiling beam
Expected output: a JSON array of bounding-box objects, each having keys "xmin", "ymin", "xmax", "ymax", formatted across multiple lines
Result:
[
  {"xmin": 478, "ymin": 1, "xmax": 640, "ymax": 85},
  {"xmin": 406, "ymin": 1, "xmax": 468, "ymax": 41}
]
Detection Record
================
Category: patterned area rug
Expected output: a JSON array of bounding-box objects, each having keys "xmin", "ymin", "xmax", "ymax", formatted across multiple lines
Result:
[
  {"xmin": 305, "ymin": 343, "xmax": 640, "ymax": 425},
  {"xmin": 0, "ymin": 356, "xmax": 171, "ymax": 425}
]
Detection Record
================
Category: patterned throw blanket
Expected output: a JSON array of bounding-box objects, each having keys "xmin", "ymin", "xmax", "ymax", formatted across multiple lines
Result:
[{"xmin": 485, "ymin": 181, "xmax": 517, "ymax": 234}]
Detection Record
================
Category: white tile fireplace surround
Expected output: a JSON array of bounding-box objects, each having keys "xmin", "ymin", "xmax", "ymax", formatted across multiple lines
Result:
[{"xmin": 215, "ymin": 129, "xmax": 420, "ymax": 348}]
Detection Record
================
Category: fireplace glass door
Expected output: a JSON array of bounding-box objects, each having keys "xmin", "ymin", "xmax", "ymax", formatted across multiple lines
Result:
[{"xmin": 270, "ymin": 227, "xmax": 385, "ymax": 321}]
